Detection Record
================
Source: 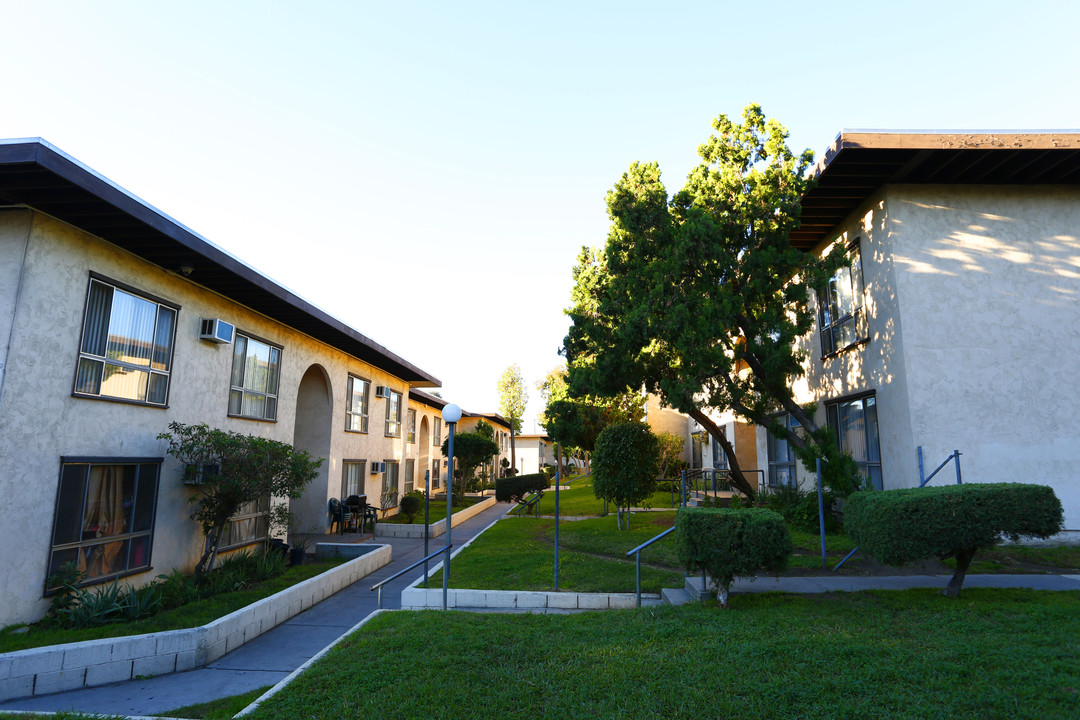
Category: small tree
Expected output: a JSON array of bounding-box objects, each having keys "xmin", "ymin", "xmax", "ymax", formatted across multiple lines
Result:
[
  {"xmin": 591, "ymin": 422, "xmax": 660, "ymax": 529},
  {"xmin": 845, "ymin": 483, "xmax": 1063, "ymax": 598},
  {"xmin": 655, "ymin": 431, "xmax": 686, "ymax": 480},
  {"xmin": 158, "ymin": 422, "xmax": 322, "ymax": 581},
  {"xmin": 441, "ymin": 432, "xmax": 499, "ymax": 499},
  {"xmin": 497, "ymin": 364, "xmax": 528, "ymax": 474},
  {"xmin": 675, "ymin": 507, "xmax": 792, "ymax": 609}
]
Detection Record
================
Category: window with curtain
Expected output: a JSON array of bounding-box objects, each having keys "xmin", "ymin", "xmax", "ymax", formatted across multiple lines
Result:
[
  {"xmin": 431, "ymin": 459, "xmax": 441, "ymax": 489},
  {"xmin": 48, "ymin": 460, "xmax": 159, "ymax": 589},
  {"xmin": 74, "ymin": 278, "xmax": 177, "ymax": 406},
  {"xmin": 827, "ymin": 394, "xmax": 882, "ymax": 490},
  {"xmin": 346, "ymin": 375, "xmax": 370, "ymax": 432},
  {"xmin": 433, "ymin": 417, "xmax": 442, "ymax": 446},
  {"xmin": 385, "ymin": 391, "xmax": 402, "ymax": 437},
  {"xmin": 819, "ymin": 240, "xmax": 868, "ymax": 357},
  {"xmin": 767, "ymin": 414, "xmax": 799, "ymax": 487},
  {"xmin": 342, "ymin": 460, "xmax": 366, "ymax": 497},
  {"xmin": 229, "ymin": 333, "xmax": 281, "ymax": 420},
  {"xmin": 216, "ymin": 495, "xmax": 270, "ymax": 551},
  {"xmin": 712, "ymin": 434, "xmax": 729, "ymax": 470},
  {"xmin": 404, "ymin": 459, "xmax": 415, "ymax": 494},
  {"xmin": 380, "ymin": 461, "xmax": 399, "ymax": 513},
  {"xmin": 407, "ymin": 409, "xmax": 417, "ymax": 443}
]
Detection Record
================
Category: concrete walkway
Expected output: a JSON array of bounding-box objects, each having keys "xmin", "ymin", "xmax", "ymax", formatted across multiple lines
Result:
[
  {"xmin": 0, "ymin": 501, "xmax": 513, "ymax": 718},
  {"xmin": 2, "ymin": 502, "xmax": 1078, "ymax": 718}
]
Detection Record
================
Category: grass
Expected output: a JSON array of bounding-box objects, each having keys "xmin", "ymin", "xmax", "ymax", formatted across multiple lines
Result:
[
  {"xmin": 0, "ymin": 559, "xmax": 344, "ymax": 653},
  {"xmin": 429, "ymin": 516, "xmax": 682, "ymax": 593},
  {"xmin": 534, "ymin": 476, "xmax": 678, "ymax": 516},
  {"xmin": 376, "ymin": 495, "xmax": 478, "ymax": 524},
  {"xmin": 158, "ymin": 685, "xmax": 272, "ymax": 719},
  {"xmin": 243, "ymin": 589, "xmax": 1080, "ymax": 720}
]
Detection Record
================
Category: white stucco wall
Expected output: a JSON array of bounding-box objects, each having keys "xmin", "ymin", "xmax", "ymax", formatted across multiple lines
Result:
[
  {"xmin": 781, "ymin": 186, "xmax": 1080, "ymax": 528},
  {"xmin": 0, "ymin": 209, "xmax": 418, "ymax": 625}
]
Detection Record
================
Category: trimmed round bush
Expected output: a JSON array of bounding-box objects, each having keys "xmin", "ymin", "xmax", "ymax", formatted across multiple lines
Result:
[
  {"xmin": 398, "ymin": 494, "xmax": 422, "ymax": 523},
  {"xmin": 675, "ymin": 507, "xmax": 792, "ymax": 608},
  {"xmin": 844, "ymin": 482, "xmax": 1063, "ymax": 597}
]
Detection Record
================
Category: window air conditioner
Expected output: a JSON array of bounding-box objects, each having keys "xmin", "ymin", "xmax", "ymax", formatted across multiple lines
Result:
[
  {"xmin": 184, "ymin": 463, "xmax": 220, "ymax": 485},
  {"xmin": 199, "ymin": 318, "xmax": 235, "ymax": 344},
  {"xmin": 370, "ymin": 462, "xmax": 387, "ymax": 474},
  {"xmin": 375, "ymin": 385, "xmax": 391, "ymax": 399}
]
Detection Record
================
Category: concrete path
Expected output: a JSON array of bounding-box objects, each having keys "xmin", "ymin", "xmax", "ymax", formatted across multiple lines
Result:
[
  {"xmin": 2, "ymin": 503, "xmax": 1078, "ymax": 718},
  {"xmin": 0, "ymin": 501, "xmax": 513, "ymax": 718}
]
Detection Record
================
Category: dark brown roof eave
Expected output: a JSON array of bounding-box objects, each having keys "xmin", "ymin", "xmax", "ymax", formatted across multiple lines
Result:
[
  {"xmin": 792, "ymin": 131, "xmax": 1080, "ymax": 250},
  {"xmin": 0, "ymin": 139, "xmax": 439, "ymax": 386}
]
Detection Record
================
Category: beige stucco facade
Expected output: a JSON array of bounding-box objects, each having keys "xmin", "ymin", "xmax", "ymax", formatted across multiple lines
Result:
[
  {"xmin": 513, "ymin": 434, "xmax": 553, "ymax": 475},
  {"xmin": 0, "ymin": 207, "xmax": 431, "ymax": 625},
  {"xmin": 767, "ymin": 185, "xmax": 1080, "ymax": 528}
]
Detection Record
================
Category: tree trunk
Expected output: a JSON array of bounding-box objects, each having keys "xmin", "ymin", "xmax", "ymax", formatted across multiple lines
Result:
[
  {"xmin": 689, "ymin": 408, "xmax": 756, "ymax": 500},
  {"xmin": 944, "ymin": 548, "xmax": 975, "ymax": 598},
  {"xmin": 510, "ymin": 426, "xmax": 517, "ymax": 475},
  {"xmin": 195, "ymin": 522, "xmax": 226, "ymax": 582},
  {"xmin": 717, "ymin": 583, "xmax": 730, "ymax": 609}
]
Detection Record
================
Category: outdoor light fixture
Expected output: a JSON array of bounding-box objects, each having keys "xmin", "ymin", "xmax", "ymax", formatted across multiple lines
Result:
[{"xmin": 441, "ymin": 403, "xmax": 461, "ymax": 609}]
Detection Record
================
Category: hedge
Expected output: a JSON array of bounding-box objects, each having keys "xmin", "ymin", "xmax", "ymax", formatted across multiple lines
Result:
[
  {"xmin": 845, "ymin": 482, "xmax": 1063, "ymax": 597},
  {"xmin": 495, "ymin": 473, "xmax": 548, "ymax": 504},
  {"xmin": 675, "ymin": 508, "xmax": 792, "ymax": 608}
]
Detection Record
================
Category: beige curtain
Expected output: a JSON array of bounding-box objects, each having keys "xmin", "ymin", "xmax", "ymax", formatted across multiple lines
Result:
[{"xmin": 82, "ymin": 466, "xmax": 126, "ymax": 577}]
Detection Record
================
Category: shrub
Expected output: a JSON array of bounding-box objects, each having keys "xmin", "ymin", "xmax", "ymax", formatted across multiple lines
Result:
[
  {"xmin": 765, "ymin": 484, "xmax": 839, "ymax": 533},
  {"xmin": 675, "ymin": 508, "xmax": 792, "ymax": 608},
  {"xmin": 119, "ymin": 583, "xmax": 164, "ymax": 621},
  {"xmin": 592, "ymin": 422, "xmax": 661, "ymax": 530},
  {"xmin": 496, "ymin": 473, "xmax": 548, "ymax": 504},
  {"xmin": 844, "ymin": 483, "xmax": 1063, "ymax": 597},
  {"xmin": 399, "ymin": 493, "xmax": 422, "ymax": 523}
]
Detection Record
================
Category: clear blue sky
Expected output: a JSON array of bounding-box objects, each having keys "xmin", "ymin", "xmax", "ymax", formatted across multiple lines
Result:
[{"xmin": 3, "ymin": 1, "xmax": 1077, "ymax": 429}]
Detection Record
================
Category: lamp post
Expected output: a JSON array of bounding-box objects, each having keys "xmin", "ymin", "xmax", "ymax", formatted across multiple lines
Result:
[{"xmin": 441, "ymin": 403, "xmax": 462, "ymax": 610}]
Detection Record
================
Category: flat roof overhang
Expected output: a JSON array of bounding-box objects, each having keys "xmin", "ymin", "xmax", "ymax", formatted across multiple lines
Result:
[
  {"xmin": 792, "ymin": 131, "xmax": 1080, "ymax": 250},
  {"xmin": 0, "ymin": 139, "xmax": 439, "ymax": 387}
]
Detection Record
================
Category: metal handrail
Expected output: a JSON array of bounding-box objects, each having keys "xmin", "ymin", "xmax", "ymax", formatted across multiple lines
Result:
[
  {"xmin": 508, "ymin": 492, "xmax": 543, "ymax": 516},
  {"xmin": 625, "ymin": 526, "xmax": 677, "ymax": 607},
  {"xmin": 370, "ymin": 544, "xmax": 452, "ymax": 608}
]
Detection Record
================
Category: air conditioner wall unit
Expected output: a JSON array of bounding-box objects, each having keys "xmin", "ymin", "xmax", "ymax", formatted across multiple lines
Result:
[
  {"xmin": 370, "ymin": 462, "xmax": 387, "ymax": 474},
  {"xmin": 375, "ymin": 385, "xmax": 391, "ymax": 398},
  {"xmin": 199, "ymin": 318, "xmax": 235, "ymax": 344}
]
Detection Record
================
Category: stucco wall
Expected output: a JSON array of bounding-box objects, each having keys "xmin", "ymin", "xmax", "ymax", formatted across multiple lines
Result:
[
  {"xmin": 645, "ymin": 394, "xmax": 691, "ymax": 464},
  {"xmin": 779, "ymin": 186, "xmax": 1080, "ymax": 528},
  {"xmin": 0, "ymin": 210, "xmax": 417, "ymax": 625}
]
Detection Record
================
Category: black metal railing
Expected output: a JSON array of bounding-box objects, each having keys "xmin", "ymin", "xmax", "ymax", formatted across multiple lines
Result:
[{"xmin": 625, "ymin": 526, "xmax": 677, "ymax": 608}]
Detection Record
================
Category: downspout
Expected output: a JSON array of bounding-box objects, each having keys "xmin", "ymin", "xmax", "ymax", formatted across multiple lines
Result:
[{"xmin": 0, "ymin": 209, "xmax": 34, "ymax": 413}]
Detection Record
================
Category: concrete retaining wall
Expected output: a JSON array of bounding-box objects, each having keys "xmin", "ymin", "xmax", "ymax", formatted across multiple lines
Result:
[
  {"xmin": 0, "ymin": 544, "xmax": 391, "ymax": 702},
  {"xmin": 400, "ymin": 587, "xmax": 657, "ymax": 610},
  {"xmin": 374, "ymin": 496, "xmax": 497, "ymax": 539}
]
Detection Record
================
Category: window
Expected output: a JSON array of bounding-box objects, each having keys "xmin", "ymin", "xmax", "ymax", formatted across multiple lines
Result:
[
  {"xmin": 217, "ymin": 496, "xmax": 269, "ymax": 552},
  {"xmin": 346, "ymin": 376, "xmax": 370, "ymax": 433},
  {"xmin": 48, "ymin": 459, "xmax": 159, "ymax": 588},
  {"xmin": 711, "ymin": 435, "xmax": 728, "ymax": 470},
  {"xmin": 404, "ymin": 459, "xmax": 415, "ymax": 494},
  {"xmin": 433, "ymin": 418, "xmax": 442, "ymax": 446},
  {"xmin": 431, "ymin": 459, "xmax": 441, "ymax": 489},
  {"xmin": 385, "ymin": 390, "xmax": 402, "ymax": 437},
  {"xmin": 342, "ymin": 460, "xmax": 366, "ymax": 497},
  {"xmin": 229, "ymin": 333, "xmax": 281, "ymax": 421},
  {"xmin": 767, "ymin": 414, "xmax": 799, "ymax": 487},
  {"xmin": 691, "ymin": 431, "xmax": 704, "ymax": 469},
  {"xmin": 827, "ymin": 394, "xmax": 882, "ymax": 490},
  {"xmin": 381, "ymin": 461, "xmax": 399, "ymax": 511},
  {"xmin": 820, "ymin": 240, "xmax": 867, "ymax": 357},
  {"xmin": 407, "ymin": 409, "xmax": 417, "ymax": 443},
  {"xmin": 74, "ymin": 277, "xmax": 177, "ymax": 406}
]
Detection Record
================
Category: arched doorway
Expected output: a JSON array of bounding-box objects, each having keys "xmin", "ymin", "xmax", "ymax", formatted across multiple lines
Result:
[
  {"xmin": 418, "ymin": 415, "xmax": 430, "ymax": 492},
  {"xmin": 291, "ymin": 364, "xmax": 333, "ymax": 533}
]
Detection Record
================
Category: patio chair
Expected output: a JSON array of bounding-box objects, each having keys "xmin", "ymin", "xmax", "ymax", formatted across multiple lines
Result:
[
  {"xmin": 345, "ymin": 494, "xmax": 378, "ymax": 533},
  {"xmin": 328, "ymin": 497, "xmax": 354, "ymax": 534}
]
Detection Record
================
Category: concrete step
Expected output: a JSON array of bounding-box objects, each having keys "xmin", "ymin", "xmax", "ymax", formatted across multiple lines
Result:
[{"xmin": 661, "ymin": 587, "xmax": 691, "ymax": 605}]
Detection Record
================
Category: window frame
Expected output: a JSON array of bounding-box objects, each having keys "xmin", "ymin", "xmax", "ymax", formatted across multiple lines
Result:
[
  {"xmin": 228, "ymin": 331, "xmax": 282, "ymax": 422},
  {"xmin": 433, "ymin": 417, "xmax": 442, "ymax": 447},
  {"xmin": 826, "ymin": 391, "xmax": 883, "ymax": 491},
  {"xmin": 345, "ymin": 375, "xmax": 371, "ymax": 434},
  {"xmin": 766, "ymin": 413, "xmax": 799, "ymax": 488},
  {"xmin": 73, "ymin": 274, "xmax": 179, "ymax": 408},
  {"xmin": 342, "ymin": 459, "xmax": 367, "ymax": 498},
  {"xmin": 385, "ymin": 390, "xmax": 402, "ymax": 437},
  {"xmin": 381, "ymin": 460, "xmax": 400, "ymax": 512},
  {"xmin": 216, "ymin": 495, "xmax": 270, "ymax": 553},
  {"xmin": 407, "ymin": 409, "xmax": 417, "ymax": 444},
  {"xmin": 404, "ymin": 458, "xmax": 415, "ymax": 494},
  {"xmin": 47, "ymin": 457, "xmax": 161, "ymax": 592},
  {"xmin": 819, "ymin": 239, "xmax": 868, "ymax": 359}
]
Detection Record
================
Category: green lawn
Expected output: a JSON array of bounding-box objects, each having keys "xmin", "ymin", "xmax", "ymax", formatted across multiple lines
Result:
[
  {"xmin": 0, "ymin": 559, "xmax": 344, "ymax": 653},
  {"xmin": 159, "ymin": 685, "xmax": 272, "ymax": 719},
  {"xmin": 429, "ymin": 516, "xmax": 682, "ymax": 593},
  {"xmin": 533, "ymin": 476, "xmax": 678, "ymax": 516},
  {"xmin": 377, "ymin": 496, "xmax": 478, "ymax": 524},
  {"xmin": 243, "ymin": 589, "xmax": 1080, "ymax": 720}
]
